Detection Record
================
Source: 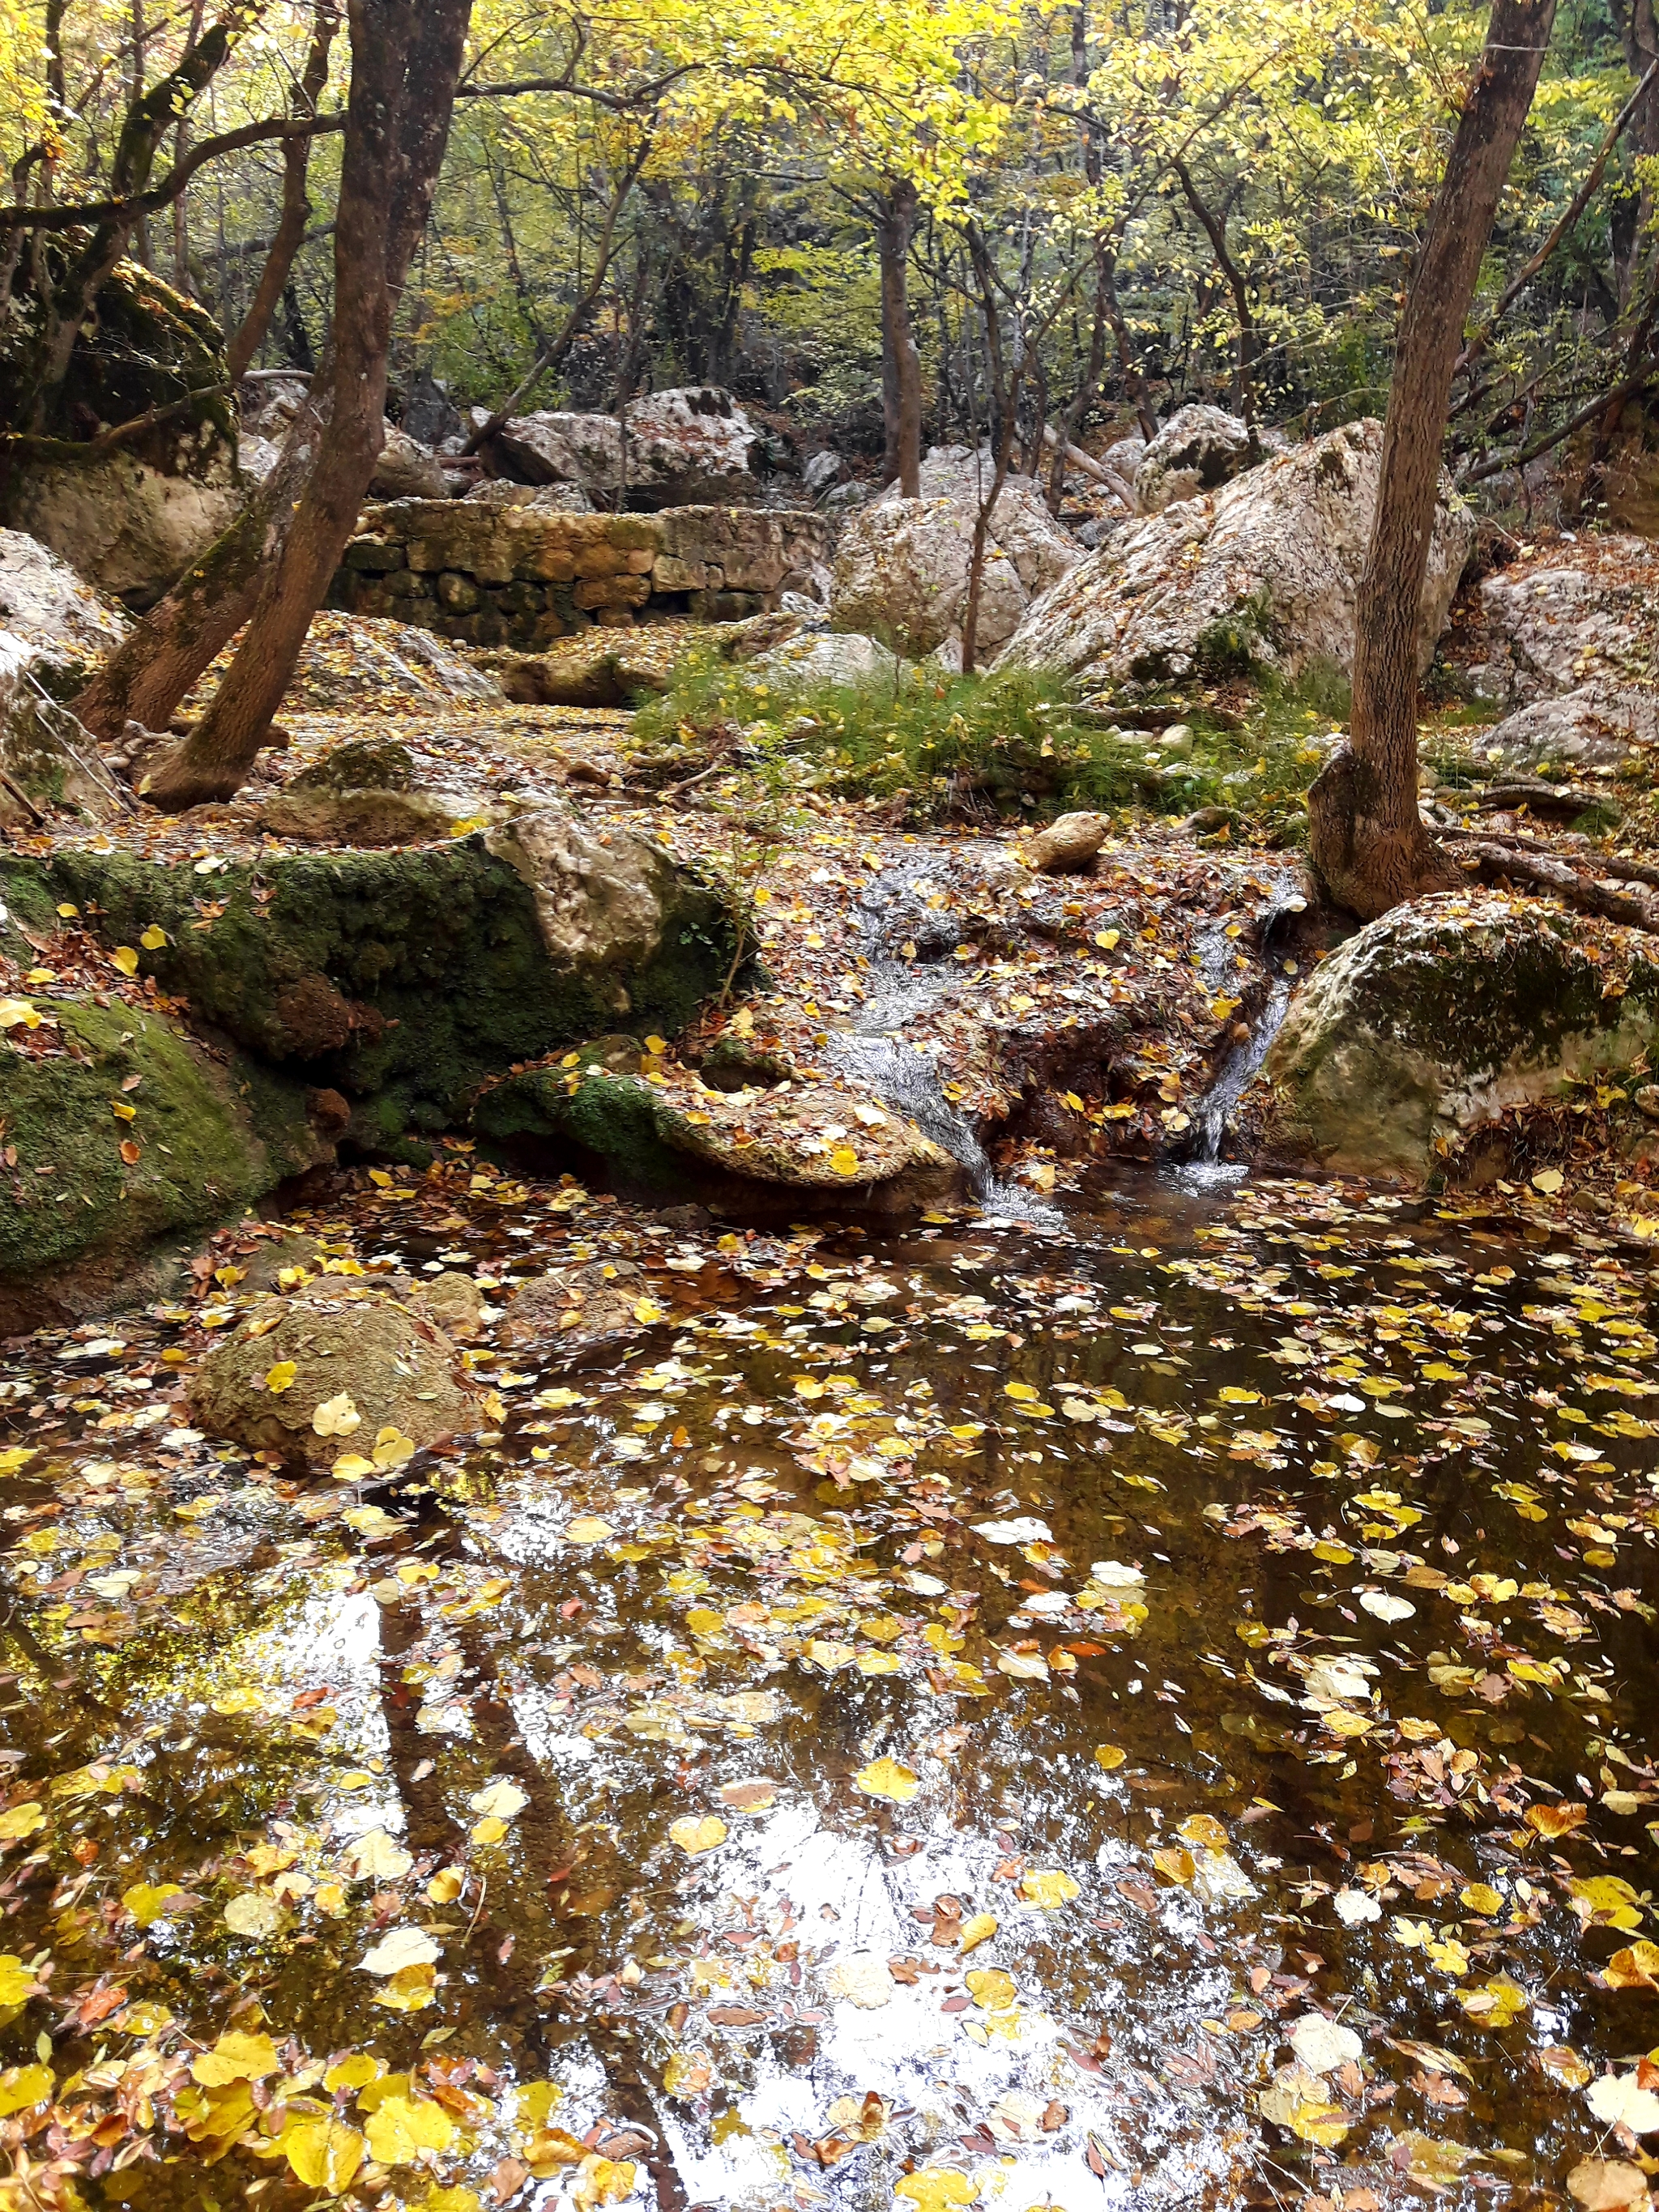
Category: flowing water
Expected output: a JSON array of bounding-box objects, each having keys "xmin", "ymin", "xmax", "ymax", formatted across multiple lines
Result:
[{"xmin": 3, "ymin": 1161, "xmax": 1659, "ymax": 2212}]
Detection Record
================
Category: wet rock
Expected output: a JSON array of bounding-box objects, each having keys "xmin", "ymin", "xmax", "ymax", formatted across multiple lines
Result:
[
  {"xmin": 830, "ymin": 452, "xmax": 1081, "ymax": 659},
  {"xmin": 1473, "ymin": 540, "xmax": 1659, "ymax": 764},
  {"xmin": 1021, "ymin": 812, "xmax": 1108, "ymax": 873},
  {"xmin": 0, "ymin": 264, "xmax": 241, "ymax": 606},
  {"xmin": 0, "ymin": 995, "xmax": 326, "ymax": 1331},
  {"xmin": 261, "ymin": 738, "xmax": 487, "ymax": 846},
  {"xmin": 371, "ymin": 427, "xmax": 449, "ymax": 502},
  {"xmin": 4, "ymin": 821, "xmax": 735, "ymax": 1144},
  {"xmin": 415, "ymin": 1268, "xmax": 486, "ymax": 1340},
  {"xmin": 189, "ymin": 1289, "xmax": 480, "ymax": 1468},
  {"xmin": 476, "ymin": 1063, "xmax": 962, "ymax": 1212},
  {"xmin": 1000, "ymin": 418, "xmax": 1471, "ymax": 692},
  {"xmin": 1265, "ymin": 893, "xmax": 1659, "ymax": 1178},
  {"xmin": 498, "ymin": 1260, "xmax": 650, "ymax": 1357},
  {"xmin": 1134, "ymin": 406, "xmax": 1256, "ymax": 514}
]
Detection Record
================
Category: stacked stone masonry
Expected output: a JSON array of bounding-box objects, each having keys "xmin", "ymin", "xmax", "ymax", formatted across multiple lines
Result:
[{"xmin": 332, "ymin": 499, "xmax": 830, "ymax": 649}]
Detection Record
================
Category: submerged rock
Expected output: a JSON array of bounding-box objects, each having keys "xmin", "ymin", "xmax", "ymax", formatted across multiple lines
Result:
[
  {"xmin": 1265, "ymin": 894, "xmax": 1659, "ymax": 1178},
  {"xmin": 476, "ymin": 1062, "xmax": 961, "ymax": 1212},
  {"xmin": 998, "ymin": 418, "xmax": 1471, "ymax": 693},
  {"xmin": 0, "ymin": 995, "xmax": 327, "ymax": 1330},
  {"xmin": 189, "ymin": 1288, "xmax": 480, "ymax": 1468},
  {"xmin": 498, "ymin": 1260, "xmax": 653, "ymax": 1357}
]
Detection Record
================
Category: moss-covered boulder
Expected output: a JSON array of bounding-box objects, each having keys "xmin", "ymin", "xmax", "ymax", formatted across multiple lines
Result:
[
  {"xmin": 189, "ymin": 1285, "xmax": 480, "ymax": 1468},
  {"xmin": 476, "ymin": 1061, "xmax": 961, "ymax": 1212},
  {"xmin": 1264, "ymin": 894, "xmax": 1659, "ymax": 1178},
  {"xmin": 0, "ymin": 261, "xmax": 241, "ymax": 606},
  {"xmin": 5, "ymin": 812, "xmax": 736, "ymax": 1143},
  {"xmin": 0, "ymin": 996, "xmax": 326, "ymax": 1329}
]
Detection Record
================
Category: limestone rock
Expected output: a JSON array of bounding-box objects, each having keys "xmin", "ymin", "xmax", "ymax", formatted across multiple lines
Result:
[
  {"xmin": 371, "ymin": 427, "xmax": 449, "ymax": 501},
  {"xmin": 623, "ymin": 386, "xmax": 765, "ymax": 506},
  {"xmin": 1, "ymin": 265, "xmax": 241, "ymax": 605},
  {"xmin": 999, "ymin": 418, "xmax": 1472, "ymax": 692},
  {"xmin": 754, "ymin": 631, "xmax": 901, "ymax": 688},
  {"xmin": 804, "ymin": 450, "xmax": 848, "ymax": 497},
  {"xmin": 412, "ymin": 1268, "xmax": 485, "ymax": 1340},
  {"xmin": 1265, "ymin": 893, "xmax": 1659, "ymax": 1178},
  {"xmin": 400, "ymin": 370, "xmax": 464, "ymax": 450},
  {"xmin": 1134, "ymin": 406, "xmax": 1256, "ymax": 514},
  {"xmin": 240, "ymin": 372, "xmax": 313, "ymax": 436},
  {"xmin": 494, "ymin": 411, "xmax": 626, "ymax": 492},
  {"xmin": 831, "ymin": 456, "xmax": 1081, "ymax": 658},
  {"xmin": 11, "ymin": 826, "xmax": 734, "ymax": 1144},
  {"xmin": 476, "ymin": 1063, "xmax": 961, "ymax": 1211},
  {"xmin": 259, "ymin": 735, "xmax": 492, "ymax": 845},
  {"xmin": 189, "ymin": 1290, "xmax": 480, "ymax": 1468},
  {"xmin": 1021, "ymin": 812, "xmax": 1107, "ymax": 873},
  {"xmin": 0, "ymin": 529, "xmax": 130, "ymax": 658},
  {"xmin": 1099, "ymin": 436, "xmax": 1146, "ymax": 506},
  {"xmin": 0, "ymin": 995, "xmax": 328, "ymax": 1330},
  {"xmin": 237, "ymin": 433, "xmax": 283, "ymax": 487},
  {"xmin": 1472, "ymin": 539, "xmax": 1659, "ymax": 761}
]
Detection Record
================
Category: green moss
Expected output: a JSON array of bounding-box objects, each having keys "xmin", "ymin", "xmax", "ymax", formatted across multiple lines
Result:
[
  {"xmin": 0, "ymin": 998, "xmax": 316, "ymax": 1304},
  {"xmin": 21, "ymin": 836, "xmax": 734, "ymax": 1140},
  {"xmin": 473, "ymin": 1067, "xmax": 702, "ymax": 1195}
]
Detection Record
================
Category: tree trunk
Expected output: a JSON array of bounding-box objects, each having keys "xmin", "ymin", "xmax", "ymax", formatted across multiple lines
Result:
[
  {"xmin": 139, "ymin": 0, "xmax": 472, "ymax": 811},
  {"xmin": 876, "ymin": 181, "xmax": 922, "ymax": 497},
  {"xmin": 1611, "ymin": 0, "xmax": 1659, "ymax": 306},
  {"xmin": 226, "ymin": 0, "xmax": 339, "ymax": 382},
  {"xmin": 1307, "ymin": 0, "xmax": 1559, "ymax": 921}
]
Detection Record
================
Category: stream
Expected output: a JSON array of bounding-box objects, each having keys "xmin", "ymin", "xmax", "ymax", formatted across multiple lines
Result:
[{"xmin": 2, "ymin": 1161, "xmax": 1657, "ymax": 2212}]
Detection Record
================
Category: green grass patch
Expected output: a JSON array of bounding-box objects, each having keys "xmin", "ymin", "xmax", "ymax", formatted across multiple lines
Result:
[{"xmin": 632, "ymin": 646, "xmax": 1347, "ymax": 842}]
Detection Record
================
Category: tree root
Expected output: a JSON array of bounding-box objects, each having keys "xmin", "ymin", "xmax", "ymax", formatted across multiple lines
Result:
[{"xmin": 1444, "ymin": 825, "xmax": 1659, "ymax": 932}]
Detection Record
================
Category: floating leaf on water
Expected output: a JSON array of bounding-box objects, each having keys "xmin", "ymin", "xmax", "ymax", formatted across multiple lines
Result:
[
  {"xmin": 1094, "ymin": 1745, "xmax": 1128, "ymax": 1771},
  {"xmin": 1358, "ymin": 1591, "xmax": 1414, "ymax": 1623},
  {"xmin": 0, "ymin": 1805, "xmax": 45, "ymax": 1841},
  {"xmin": 1177, "ymin": 1813, "xmax": 1228, "ymax": 1852},
  {"xmin": 1588, "ymin": 2075, "xmax": 1659, "ymax": 2133},
  {"xmin": 565, "ymin": 1516, "xmax": 616, "ymax": 1544},
  {"xmin": 470, "ymin": 1779, "xmax": 530, "ymax": 1820},
  {"xmin": 1288, "ymin": 2015, "xmax": 1363, "ymax": 2074},
  {"xmin": 1019, "ymin": 1869, "xmax": 1080, "ymax": 1910},
  {"xmin": 958, "ymin": 1912, "xmax": 997, "ymax": 1954},
  {"xmin": 1259, "ymin": 2062, "xmax": 1350, "ymax": 2146},
  {"xmin": 1334, "ymin": 1889, "xmax": 1380, "ymax": 1925},
  {"xmin": 282, "ymin": 2116, "xmax": 365, "ymax": 2192},
  {"xmin": 855, "ymin": 1756, "xmax": 920, "ymax": 1803},
  {"xmin": 1459, "ymin": 1977, "xmax": 1529, "ymax": 2027},
  {"xmin": 973, "ymin": 1515, "xmax": 1051, "ymax": 1543},
  {"xmin": 1568, "ymin": 2162, "xmax": 1650, "ymax": 2210},
  {"xmin": 668, "ymin": 1815, "xmax": 727, "ymax": 1857},
  {"xmin": 825, "ymin": 1952, "xmax": 894, "ymax": 2008},
  {"xmin": 894, "ymin": 2172, "xmax": 979, "ymax": 2210},
  {"xmin": 345, "ymin": 1831, "xmax": 414, "ymax": 1882},
  {"xmin": 0, "ymin": 2065, "xmax": 53, "ymax": 2117},
  {"xmin": 359, "ymin": 1926, "xmax": 441, "ymax": 1975},
  {"xmin": 222, "ymin": 1892, "xmax": 284, "ymax": 1939},
  {"xmin": 122, "ymin": 1882, "xmax": 187, "ymax": 1928},
  {"xmin": 190, "ymin": 2031, "xmax": 279, "ymax": 2086},
  {"xmin": 1152, "ymin": 1846, "xmax": 1196, "ymax": 1886},
  {"xmin": 1529, "ymin": 1803, "xmax": 1588, "ymax": 1839},
  {"xmin": 1606, "ymin": 1942, "xmax": 1659, "ymax": 1990},
  {"xmin": 965, "ymin": 1967, "xmax": 1017, "ymax": 2012},
  {"xmin": 364, "ymin": 2091, "xmax": 455, "ymax": 2164}
]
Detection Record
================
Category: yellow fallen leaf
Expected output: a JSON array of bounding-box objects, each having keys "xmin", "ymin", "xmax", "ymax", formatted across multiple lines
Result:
[
  {"xmin": 965, "ymin": 1967, "xmax": 1017, "ymax": 2012},
  {"xmin": 140, "ymin": 925, "xmax": 168, "ymax": 950},
  {"xmin": 111, "ymin": 946, "xmax": 139, "ymax": 976},
  {"xmin": 565, "ymin": 1516, "xmax": 615, "ymax": 1543},
  {"xmin": 283, "ymin": 2117, "xmax": 365, "ymax": 2192},
  {"xmin": 1532, "ymin": 1168, "xmax": 1564, "ymax": 1195},
  {"xmin": 669, "ymin": 1815, "xmax": 727, "ymax": 1856},
  {"xmin": 0, "ymin": 1803, "xmax": 45, "ymax": 1840},
  {"xmin": 958, "ymin": 1912, "xmax": 997, "ymax": 1954},
  {"xmin": 896, "ymin": 2173, "xmax": 979, "ymax": 2210},
  {"xmin": 0, "ymin": 1958, "xmax": 38, "ymax": 2006},
  {"xmin": 1019, "ymin": 1869, "xmax": 1080, "ymax": 1910},
  {"xmin": 311, "ymin": 1392, "xmax": 361, "ymax": 1437},
  {"xmin": 1094, "ymin": 1745, "xmax": 1127, "ymax": 1771},
  {"xmin": 855, "ymin": 1756, "xmax": 920, "ymax": 1804},
  {"xmin": 0, "ymin": 2065, "xmax": 53, "ymax": 2117},
  {"xmin": 191, "ymin": 2031, "xmax": 279, "ymax": 2086},
  {"xmin": 365, "ymin": 2092, "xmax": 454, "ymax": 2165},
  {"xmin": 264, "ymin": 1362, "xmax": 296, "ymax": 1395},
  {"xmin": 633, "ymin": 1299, "xmax": 665, "ymax": 1323},
  {"xmin": 830, "ymin": 1145, "xmax": 861, "ymax": 1176},
  {"xmin": 122, "ymin": 1882, "xmax": 186, "ymax": 1928}
]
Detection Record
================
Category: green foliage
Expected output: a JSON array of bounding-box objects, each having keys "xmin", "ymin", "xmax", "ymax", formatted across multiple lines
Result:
[{"xmin": 636, "ymin": 646, "xmax": 1340, "ymax": 839}]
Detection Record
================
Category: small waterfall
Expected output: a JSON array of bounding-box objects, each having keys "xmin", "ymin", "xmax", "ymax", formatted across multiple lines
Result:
[
  {"xmin": 824, "ymin": 859, "xmax": 1060, "ymax": 1224},
  {"xmin": 1173, "ymin": 876, "xmax": 1305, "ymax": 1179}
]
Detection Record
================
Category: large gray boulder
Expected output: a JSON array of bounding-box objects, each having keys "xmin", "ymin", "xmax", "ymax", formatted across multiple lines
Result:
[
  {"xmin": 495, "ymin": 411, "xmax": 626, "ymax": 493},
  {"xmin": 1473, "ymin": 539, "xmax": 1659, "ymax": 767},
  {"xmin": 1134, "ymin": 406, "xmax": 1255, "ymax": 514},
  {"xmin": 371, "ymin": 427, "xmax": 448, "ymax": 502},
  {"xmin": 0, "ymin": 530, "xmax": 131, "ymax": 826},
  {"xmin": 830, "ymin": 450, "xmax": 1081, "ymax": 659},
  {"xmin": 623, "ymin": 386, "xmax": 766, "ymax": 506},
  {"xmin": 998, "ymin": 418, "xmax": 1472, "ymax": 693},
  {"xmin": 1265, "ymin": 894, "xmax": 1659, "ymax": 1178},
  {"xmin": 754, "ymin": 631, "xmax": 900, "ymax": 688}
]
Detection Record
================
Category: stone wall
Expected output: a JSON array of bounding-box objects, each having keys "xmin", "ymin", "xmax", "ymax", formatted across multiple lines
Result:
[{"xmin": 331, "ymin": 500, "xmax": 830, "ymax": 650}]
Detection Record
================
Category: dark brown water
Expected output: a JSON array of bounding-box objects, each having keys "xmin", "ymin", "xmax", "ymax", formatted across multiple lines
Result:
[{"xmin": 3, "ymin": 1163, "xmax": 1658, "ymax": 2212}]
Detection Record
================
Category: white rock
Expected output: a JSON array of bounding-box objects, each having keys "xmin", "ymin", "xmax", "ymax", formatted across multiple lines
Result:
[
  {"xmin": 1135, "ymin": 404, "xmax": 1256, "ymax": 514},
  {"xmin": 370, "ymin": 426, "xmax": 448, "ymax": 501},
  {"xmin": 755, "ymin": 632, "xmax": 900, "ymax": 688},
  {"xmin": 999, "ymin": 418, "xmax": 1471, "ymax": 691}
]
